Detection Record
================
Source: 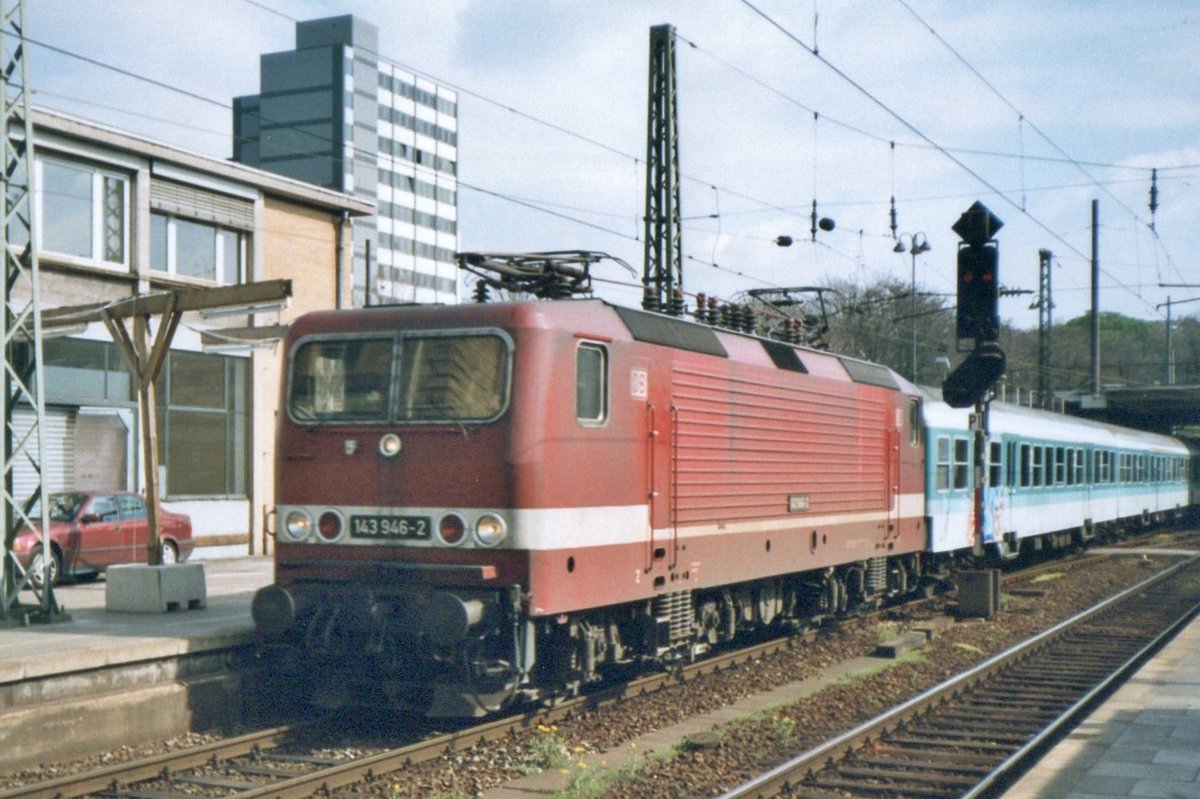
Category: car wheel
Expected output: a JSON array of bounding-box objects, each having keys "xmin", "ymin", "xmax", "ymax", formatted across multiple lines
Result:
[
  {"xmin": 28, "ymin": 546, "xmax": 61, "ymax": 590},
  {"xmin": 161, "ymin": 541, "xmax": 179, "ymax": 565}
]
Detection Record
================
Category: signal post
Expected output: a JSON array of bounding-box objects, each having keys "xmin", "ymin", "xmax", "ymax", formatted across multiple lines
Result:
[{"xmin": 943, "ymin": 202, "xmax": 1006, "ymax": 559}]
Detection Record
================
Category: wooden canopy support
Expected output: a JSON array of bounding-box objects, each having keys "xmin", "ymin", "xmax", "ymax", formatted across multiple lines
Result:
[{"xmin": 41, "ymin": 279, "xmax": 291, "ymax": 565}]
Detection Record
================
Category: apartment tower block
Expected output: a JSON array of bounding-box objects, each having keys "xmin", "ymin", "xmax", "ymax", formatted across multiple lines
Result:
[{"xmin": 234, "ymin": 15, "xmax": 459, "ymax": 305}]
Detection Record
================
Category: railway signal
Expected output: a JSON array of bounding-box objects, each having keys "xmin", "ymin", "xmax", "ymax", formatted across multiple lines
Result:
[
  {"xmin": 944, "ymin": 202, "xmax": 1006, "ymax": 408},
  {"xmin": 953, "ymin": 201, "xmax": 1003, "ymax": 344}
]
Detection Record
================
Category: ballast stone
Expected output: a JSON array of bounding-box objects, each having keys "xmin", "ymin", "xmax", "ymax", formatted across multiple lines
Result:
[{"xmin": 105, "ymin": 563, "xmax": 207, "ymax": 613}]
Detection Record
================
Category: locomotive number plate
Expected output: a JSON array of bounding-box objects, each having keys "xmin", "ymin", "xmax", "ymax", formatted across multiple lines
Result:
[{"xmin": 349, "ymin": 514, "xmax": 431, "ymax": 539}]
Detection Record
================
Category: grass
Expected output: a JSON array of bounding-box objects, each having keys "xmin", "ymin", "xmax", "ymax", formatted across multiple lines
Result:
[
  {"xmin": 875, "ymin": 621, "xmax": 901, "ymax": 643},
  {"xmin": 524, "ymin": 725, "xmax": 573, "ymax": 774},
  {"xmin": 551, "ymin": 742, "xmax": 670, "ymax": 799},
  {"xmin": 1030, "ymin": 572, "xmax": 1065, "ymax": 584},
  {"xmin": 834, "ymin": 649, "xmax": 927, "ymax": 685}
]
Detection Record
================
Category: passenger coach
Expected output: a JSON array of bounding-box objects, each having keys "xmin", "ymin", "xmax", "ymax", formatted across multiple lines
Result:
[{"xmin": 923, "ymin": 389, "xmax": 1188, "ymax": 560}]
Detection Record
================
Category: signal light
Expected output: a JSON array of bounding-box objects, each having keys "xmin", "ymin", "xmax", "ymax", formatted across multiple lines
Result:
[{"xmin": 956, "ymin": 241, "xmax": 999, "ymax": 342}]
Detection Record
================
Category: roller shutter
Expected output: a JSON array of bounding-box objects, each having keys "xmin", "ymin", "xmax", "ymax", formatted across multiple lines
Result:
[
  {"xmin": 12, "ymin": 408, "xmax": 75, "ymax": 504},
  {"xmin": 150, "ymin": 179, "xmax": 255, "ymax": 230}
]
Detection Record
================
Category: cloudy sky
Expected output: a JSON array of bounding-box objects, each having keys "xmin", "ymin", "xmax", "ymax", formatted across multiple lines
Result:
[{"xmin": 26, "ymin": 0, "xmax": 1200, "ymax": 330}]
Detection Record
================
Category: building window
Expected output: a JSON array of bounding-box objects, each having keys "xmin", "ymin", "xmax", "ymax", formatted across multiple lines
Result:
[
  {"xmin": 41, "ymin": 338, "xmax": 131, "ymax": 403},
  {"xmin": 157, "ymin": 351, "xmax": 248, "ymax": 497},
  {"xmin": 150, "ymin": 212, "xmax": 243, "ymax": 284},
  {"xmin": 38, "ymin": 157, "xmax": 127, "ymax": 267},
  {"xmin": 575, "ymin": 343, "xmax": 607, "ymax": 424}
]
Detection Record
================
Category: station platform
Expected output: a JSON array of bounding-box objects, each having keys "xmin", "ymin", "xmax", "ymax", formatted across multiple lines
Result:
[
  {"xmin": 0, "ymin": 555, "xmax": 272, "ymax": 682},
  {"xmin": 1001, "ymin": 610, "xmax": 1200, "ymax": 799},
  {"xmin": 0, "ymin": 556, "xmax": 273, "ymax": 770}
]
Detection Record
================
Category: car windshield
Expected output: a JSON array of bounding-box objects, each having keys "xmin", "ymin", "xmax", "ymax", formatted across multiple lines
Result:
[{"xmin": 29, "ymin": 493, "xmax": 89, "ymax": 522}]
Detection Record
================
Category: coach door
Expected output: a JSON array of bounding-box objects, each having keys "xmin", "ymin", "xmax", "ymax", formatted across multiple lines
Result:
[{"xmin": 982, "ymin": 438, "xmax": 1012, "ymax": 551}]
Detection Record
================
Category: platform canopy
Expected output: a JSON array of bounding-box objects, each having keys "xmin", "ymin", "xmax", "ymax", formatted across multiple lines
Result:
[{"xmin": 1062, "ymin": 384, "xmax": 1200, "ymax": 434}]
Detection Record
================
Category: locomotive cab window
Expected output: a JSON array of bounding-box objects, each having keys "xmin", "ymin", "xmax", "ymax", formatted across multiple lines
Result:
[
  {"xmin": 288, "ymin": 331, "xmax": 510, "ymax": 424},
  {"xmin": 289, "ymin": 337, "xmax": 393, "ymax": 421},
  {"xmin": 575, "ymin": 342, "xmax": 608, "ymax": 425}
]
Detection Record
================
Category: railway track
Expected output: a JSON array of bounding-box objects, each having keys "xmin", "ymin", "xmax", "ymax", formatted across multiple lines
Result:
[
  {"xmin": 0, "ymin": 627, "xmax": 819, "ymax": 799},
  {"xmin": 717, "ymin": 554, "xmax": 1200, "ymax": 799},
  {"xmin": 2, "ymin": 550, "xmax": 1179, "ymax": 799}
]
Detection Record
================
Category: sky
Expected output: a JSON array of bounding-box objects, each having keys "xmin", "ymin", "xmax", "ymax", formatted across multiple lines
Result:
[{"xmin": 24, "ymin": 0, "xmax": 1200, "ymax": 332}]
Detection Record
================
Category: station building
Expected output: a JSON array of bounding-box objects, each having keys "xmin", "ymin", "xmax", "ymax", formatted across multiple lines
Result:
[
  {"xmin": 21, "ymin": 107, "xmax": 372, "ymax": 554},
  {"xmin": 233, "ymin": 14, "xmax": 460, "ymax": 307}
]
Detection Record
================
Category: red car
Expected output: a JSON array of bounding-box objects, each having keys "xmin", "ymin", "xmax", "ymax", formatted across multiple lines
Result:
[{"xmin": 12, "ymin": 491, "xmax": 194, "ymax": 589}]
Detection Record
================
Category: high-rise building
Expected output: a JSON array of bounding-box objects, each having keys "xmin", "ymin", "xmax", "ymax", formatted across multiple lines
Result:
[{"xmin": 234, "ymin": 15, "xmax": 459, "ymax": 305}]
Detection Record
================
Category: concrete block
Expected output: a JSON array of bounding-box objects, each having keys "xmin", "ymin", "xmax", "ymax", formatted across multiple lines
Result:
[
  {"xmin": 874, "ymin": 631, "xmax": 929, "ymax": 659},
  {"xmin": 910, "ymin": 615, "xmax": 956, "ymax": 641},
  {"xmin": 106, "ymin": 563, "xmax": 207, "ymax": 613},
  {"xmin": 957, "ymin": 569, "xmax": 1001, "ymax": 619}
]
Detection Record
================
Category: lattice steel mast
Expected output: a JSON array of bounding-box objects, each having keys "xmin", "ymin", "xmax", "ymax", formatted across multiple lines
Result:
[
  {"xmin": 0, "ymin": 0, "xmax": 61, "ymax": 623},
  {"xmin": 642, "ymin": 24, "xmax": 684, "ymax": 316}
]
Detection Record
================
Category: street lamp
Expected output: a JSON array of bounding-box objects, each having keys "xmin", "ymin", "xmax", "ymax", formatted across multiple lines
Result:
[{"xmin": 894, "ymin": 232, "xmax": 931, "ymax": 382}]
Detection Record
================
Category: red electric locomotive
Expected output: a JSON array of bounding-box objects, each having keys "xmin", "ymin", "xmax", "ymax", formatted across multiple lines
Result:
[{"xmin": 252, "ymin": 285, "xmax": 931, "ymax": 716}]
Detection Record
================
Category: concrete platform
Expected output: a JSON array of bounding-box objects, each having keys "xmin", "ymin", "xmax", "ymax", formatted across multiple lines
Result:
[
  {"xmin": 0, "ymin": 556, "xmax": 273, "ymax": 770},
  {"xmin": 1001, "ymin": 612, "xmax": 1200, "ymax": 799}
]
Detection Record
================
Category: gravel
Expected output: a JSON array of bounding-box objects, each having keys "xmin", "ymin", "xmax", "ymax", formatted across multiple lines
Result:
[{"xmin": 3, "ymin": 536, "xmax": 1195, "ymax": 799}]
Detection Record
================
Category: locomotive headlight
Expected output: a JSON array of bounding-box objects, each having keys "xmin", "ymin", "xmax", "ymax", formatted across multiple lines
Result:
[
  {"xmin": 474, "ymin": 513, "xmax": 507, "ymax": 547},
  {"xmin": 283, "ymin": 509, "xmax": 312, "ymax": 541},
  {"xmin": 379, "ymin": 433, "xmax": 402, "ymax": 457}
]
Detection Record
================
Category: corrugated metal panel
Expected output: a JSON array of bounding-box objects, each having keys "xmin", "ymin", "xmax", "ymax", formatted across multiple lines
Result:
[
  {"xmin": 671, "ymin": 362, "xmax": 889, "ymax": 524},
  {"xmin": 13, "ymin": 408, "xmax": 75, "ymax": 504},
  {"xmin": 150, "ymin": 179, "xmax": 255, "ymax": 230}
]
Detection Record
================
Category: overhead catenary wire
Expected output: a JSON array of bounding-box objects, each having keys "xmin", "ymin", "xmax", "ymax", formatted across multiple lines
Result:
[
  {"xmin": 25, "ymin": 1, "xmax": 1196, "ymax": 326},
  {"xmin": 735, "ymin": 0, "xmax": 1159, "ymax": 317}
]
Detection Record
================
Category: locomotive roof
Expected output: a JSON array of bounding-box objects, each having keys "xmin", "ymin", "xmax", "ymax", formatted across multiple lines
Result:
[{"xmin": 288, "ymin": 298, "xmax": 922, "ymax": 396}]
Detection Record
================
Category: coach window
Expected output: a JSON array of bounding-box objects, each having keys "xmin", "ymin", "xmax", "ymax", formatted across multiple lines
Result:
[
  {"xmin": 1019, "ymin": 444, "xmax": 1031, "ymax": 487},
  {"xmin": 576, "ymin": 343, "xmax": 608, "ymax": 425},
  {"xmin": 1032, "ymin": 446, "xmax": 1044, "ymax": 487},
  {"xmin": 953, "ymin": 438, "xmax": 970, "ymax": 490},
  {"xmin": 935, "ymin": 436, "xmax": 951, "ymax": 490},
  {"xmin": 988, "ymin": 442, "xmax": 1002, "ymax": 487},
  {"xmin": 1054, "ymin": 446, "xmax": 1066, "ymax": 485}
]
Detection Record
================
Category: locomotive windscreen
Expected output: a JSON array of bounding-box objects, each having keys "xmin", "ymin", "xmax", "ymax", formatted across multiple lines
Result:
[{"xmin": 288, "ymin": 333, "xmax": 510, "ymax": 423}]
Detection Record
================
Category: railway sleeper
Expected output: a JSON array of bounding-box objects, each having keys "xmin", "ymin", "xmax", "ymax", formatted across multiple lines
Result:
[
  {"xmin": 832, "ymin": 765, "xmax": 982, "ymax": 788},
  {"xmin": 865, "ymin": 746, "xmax": 1000, "ymax": 767},
  {"xmin": 855, "ymin": 754, "xmax": 997, "ymax": 775}
]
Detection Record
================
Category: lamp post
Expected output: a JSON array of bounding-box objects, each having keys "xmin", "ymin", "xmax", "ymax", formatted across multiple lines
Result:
[{"xmin": 894, "ymin": 232, "xmax": 931, "ymax": 382}]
